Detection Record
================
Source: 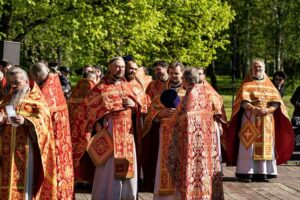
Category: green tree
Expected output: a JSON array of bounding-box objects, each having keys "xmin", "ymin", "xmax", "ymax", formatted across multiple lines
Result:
[{"xmin": 0, "ymin": 0, "xmax": 234, "ymax": 69}]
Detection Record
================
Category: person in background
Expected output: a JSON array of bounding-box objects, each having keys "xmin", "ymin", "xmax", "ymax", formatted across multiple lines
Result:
[
  {"xmin": 0, "ymin": 71, "xmax": 4, "ymax": 99},
  {"xmin": 48, "ymin": 62, "xmax": 60, "ymax": 74},
  {"xmin": 227, "ymin": 59, "xmax": 294, "ymax": 182},
  {"xmin": 290, "ymin": 85, "xmax": 300, "ymax": 127},
  {"xmin": 142, "ymin": 61, "xmax": 169, "ymax": 192},
  {"xmin": 68, "ymin": 67, "xmax": 98, "ymax": 186},
  {"xmin": 59, "ymin": 66, "xmax": 72, "ymax": 98},
  {"xmin": 82, "ymin": 65, "xmax": 95, "ymax": 78},
  {"xmin": 123, "ymin": 55, "xmax": 152, "ymax": 192},
  {"xmin": 94, "ymin": 65, "xmax": 103, "ymax": 83},
  {"xmin": 29, "ymin": 62, "xmax": 74, "ymax": 199},
  {"xmin": 272, "ymin": 71, "xmax": 287, "ymax": 97},
  {"xmin": 0, "ymin": 59, "xmax": 12, "ymax": 97}
]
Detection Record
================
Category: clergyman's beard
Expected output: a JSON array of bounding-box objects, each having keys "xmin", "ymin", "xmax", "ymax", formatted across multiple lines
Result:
[
  {"xmin": 9, "ymin": 86, "xmax": 29, "ymax": 107},
  {"xmin": 126, "ymin": 73, "xmax": 135, "ymax": 81},
  {"xmin": 112, "ymin": 74, "xmax": 123, "ymax": 81}
]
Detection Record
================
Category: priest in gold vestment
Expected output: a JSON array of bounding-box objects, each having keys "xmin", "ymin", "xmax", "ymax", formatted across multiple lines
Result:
[
  {"xmin": 0, "ymin": 67, "xmax": 57, "ymax": 200},
  {"xmin": 227, "ymin": 59, "xmax": 294, "ymax": 182}
]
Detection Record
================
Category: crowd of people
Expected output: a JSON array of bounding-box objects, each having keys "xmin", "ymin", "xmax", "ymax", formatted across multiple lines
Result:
[{"xmin": 0, "ymin": 57, "xmax": 296, "ymax": 200}]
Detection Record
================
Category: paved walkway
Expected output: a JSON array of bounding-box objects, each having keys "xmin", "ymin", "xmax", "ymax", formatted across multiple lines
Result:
[{"xmin": 75, "ymin": 164, "xmax": 300, "ymax": 200}]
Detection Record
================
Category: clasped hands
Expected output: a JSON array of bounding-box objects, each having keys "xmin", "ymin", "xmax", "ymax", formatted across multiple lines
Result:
[{"xmin": 247, "ymin": 104, "xmax": 274, "ymax": 116}]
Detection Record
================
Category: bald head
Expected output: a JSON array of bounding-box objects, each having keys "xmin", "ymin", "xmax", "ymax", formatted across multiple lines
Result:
[{"xmin": 29, "ymin": 62, "xmax": 50, "ymax": 85}]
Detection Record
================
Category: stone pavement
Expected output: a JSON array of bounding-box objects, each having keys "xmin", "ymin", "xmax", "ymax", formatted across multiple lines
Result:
[{"xmin": 75, "ymin": 164, "xmax": 300, "ymax": 200}]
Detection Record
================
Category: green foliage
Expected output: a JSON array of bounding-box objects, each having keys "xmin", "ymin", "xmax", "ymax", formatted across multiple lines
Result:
[
  {"xmin": 0, "ymin": 0, "xmax": 234, "ymax": 69},
  {"xmin": 223, "ymin": 0, "xmax": 300, "ymax": 78}
]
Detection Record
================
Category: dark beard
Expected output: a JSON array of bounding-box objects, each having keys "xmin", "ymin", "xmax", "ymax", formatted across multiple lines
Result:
[
  {"xmin": 112, "ymin": 74, "xmax": 123, "ymax": 80},
  {"xmin": 126, "ymin": 73, "xmax": 135, "ymax": 81}
]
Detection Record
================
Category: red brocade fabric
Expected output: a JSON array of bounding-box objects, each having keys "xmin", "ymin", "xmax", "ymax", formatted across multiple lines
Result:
[
  {"xmin": 72, "ymin": 76, "xmax": 141, "ymax": 179},
  {"xmin": 168, "ymin": 84, "xmax": 224, "ymax": 200},
  {"xmin": 39, "ymin": 74, "xmax": 74, "ymax": 199},
  {"xmin": 68, "ymin": 78, "xmax": 96, "ymax": 183}
]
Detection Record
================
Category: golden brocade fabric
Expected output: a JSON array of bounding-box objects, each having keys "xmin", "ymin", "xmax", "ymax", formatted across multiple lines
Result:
[
  {"xmin": 142, "ymin": 79, "xmax": 169, "ymax": 138},
  {"xmin": 129, "ymin": 79, "xmax": 150, "ymax": 114},
  {"xmin": 0, "ymin": 83, "xmax": 57, "ymax": 200},
  {"xmin": 39, "ymin": 74, "xmax": 74, "ymax": 199},
  {"xmin": 157, "ymin": 84, "xmax": 185, "ymax": 194},
  {"xmin": 72, "ymin": 76, "xmax": 141, "ymax": 179},
  {"xmin": 130, "ymin": 67, "xmax": 152, "ymax": 114},
  {"xmin": 238, "ymin": 119, "xmax": 259, "ymax": 150},
  {"xmin": 87, "ymin": 129, "xmax": 114, "ymax": 166},
  {"xmin": 227, "ymin": 73, "xmax": 294, "ymax": 166},
  {"xmin": 143, "ymin": 79, "xmax": 186, "ymax": 194},
  {"xmin": 233, "ymin": 75, "xmax": 283, "ymax": 160}
]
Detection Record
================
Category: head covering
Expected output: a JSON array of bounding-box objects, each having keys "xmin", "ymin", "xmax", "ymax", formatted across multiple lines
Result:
[
  {"xmin": 59, "ymin": 66, "xmax": 71, "ymax": 73},
  {"xmin": 122, "ymin": 55, "xmax": 135, "ymax": 63},
  {"xmin": 160, "ymin": 89, "xmax": 180, "ymax": 108}
]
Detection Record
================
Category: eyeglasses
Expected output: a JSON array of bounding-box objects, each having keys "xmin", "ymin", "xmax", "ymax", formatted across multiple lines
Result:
[{"xmin": 275, "ymin": 78, "xmax": 283, "ymax": 81}]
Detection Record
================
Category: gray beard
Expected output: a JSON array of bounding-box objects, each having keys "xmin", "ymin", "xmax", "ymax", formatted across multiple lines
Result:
[{"xmin": 9, "ymin": 85, "xmax": 29, "ymax": 107}]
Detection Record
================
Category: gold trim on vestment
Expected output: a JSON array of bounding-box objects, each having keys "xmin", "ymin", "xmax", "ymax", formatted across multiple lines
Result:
[
  {"xmin": 8, "ymin": 127, "xmax": 16, "ymax": 200},
  {"xmin": 49, "ymin": 105, "xmax": 68, "ymax": 112}
]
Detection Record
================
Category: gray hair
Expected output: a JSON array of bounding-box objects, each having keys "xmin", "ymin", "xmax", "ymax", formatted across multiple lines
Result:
[
  {"xmin": 183, "ymin": 67, "xmax": 199, "ymax": 85},
  {"xmin": 7, "ymin": 67, "xmax": 29, "ymax": 82},
  {"xmin": 108, "ymin": 56, "xmax": 124, "ymax": 68},
  {"xmin": 29, "ymin": 62, "xmax": 50, "ymax": 79},
  {"xmin": 251, "ymin": 58, "xmax": 265, "ymax": 69}
]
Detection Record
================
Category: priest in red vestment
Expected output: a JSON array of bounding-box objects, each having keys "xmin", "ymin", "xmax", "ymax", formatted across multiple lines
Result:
[
  {"xmin": 68, "ymin": 68, "xmax": 97, "ymax": 184},
  {"xmin": 168, "ymin": 67, "xmax": 224, "ymax": 200},
  {"xmin": 0, "ymin": 67, "xmax": 58, "ymax": 200},
  {"xmin": 29, "ymin": 62, "xmax": 74, "ymax": 199},
  {"xmin": 0, "ymin": 59, "xmax": 12, "ymax": 98},
  {"xmin": 124, "ymin": 56, "xmax": 152, "ymax": 191},
  {"xmin": 226, "ymin": 59, "xmax": 294, "ymax": 182},
  {"xmin": 142, "ymin": 61, "xmax": 169, "ymax": 192},
  {"xmin": 72, "ymin": 57, "xmax": 141, "ymax": 199},
  {"xmin": 144, "ymin": 61, "xmax": 186, "ymax": 199}
]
